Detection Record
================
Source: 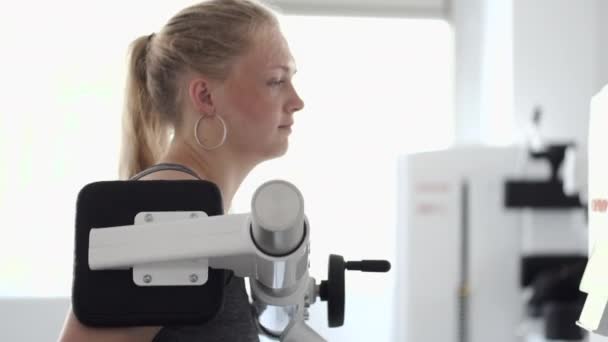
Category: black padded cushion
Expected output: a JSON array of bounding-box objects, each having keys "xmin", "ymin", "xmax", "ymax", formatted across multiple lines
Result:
[{"xmin": 72, "ymin": 180, "xmax": 227, "ymax": 327}]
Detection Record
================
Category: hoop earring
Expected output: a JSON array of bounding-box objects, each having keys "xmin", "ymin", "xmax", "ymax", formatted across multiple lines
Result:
[{"xmin": 194, "ymin": 114, "xmax": 227, "ymax": 150}]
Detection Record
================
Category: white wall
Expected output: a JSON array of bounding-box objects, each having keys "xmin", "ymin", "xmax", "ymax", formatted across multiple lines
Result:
[
  {"xmin": 512, "ymin": 0, "xmax": 604, "ymax": 146},
  {"xmin": 269, "ymin": 0, "xmax": 447, "ymax": 17},
  {"xmin": 450, "ymin": 0, "xmax": 483, "ymax": 144},
  {"xmin": 452, "ymin": 0, "xmax": 608, "ymax": 146},
  {"xmin": 450, "ymin": 0, "xmax": 515, "ymax": 145},
  {"xmin": 597, "ymin": 0, "xmax": 608, "ymax": 92},
  {"xmin": 479, "ymin": 0, "xmax": 514, "ymax": 144}
]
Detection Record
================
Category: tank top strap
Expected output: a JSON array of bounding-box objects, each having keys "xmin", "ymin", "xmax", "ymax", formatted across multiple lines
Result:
[{"xmin": 130, "ymin": 163, "xmax": 202, "ymax": 181}]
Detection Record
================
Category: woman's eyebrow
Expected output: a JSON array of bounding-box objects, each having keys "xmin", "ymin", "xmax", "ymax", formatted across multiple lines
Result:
[{"xmin": 269, "ymin": 65, "xmax": 297, "ymax": 75}]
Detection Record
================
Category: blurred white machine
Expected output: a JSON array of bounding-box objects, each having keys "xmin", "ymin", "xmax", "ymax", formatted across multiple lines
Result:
[
  {"xmin": 395, "ymin": 120, "xmax": 589, "ymax": 340},
  {"xmin": 577, "ymin": 85, "xmax": 608, "ymax": 342}
]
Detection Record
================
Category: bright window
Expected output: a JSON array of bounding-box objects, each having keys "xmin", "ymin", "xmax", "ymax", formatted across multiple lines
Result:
[{"xmin": 0, "ymin": 6, "xmax": 452, "ymax": 341}]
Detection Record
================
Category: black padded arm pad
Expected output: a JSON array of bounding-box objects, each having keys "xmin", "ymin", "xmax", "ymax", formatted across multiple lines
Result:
[{"xmin": 72, "ymin": 180, "xmax": 228, "ymax": 327}]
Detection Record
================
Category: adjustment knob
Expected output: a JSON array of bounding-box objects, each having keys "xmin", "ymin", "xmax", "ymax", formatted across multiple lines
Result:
[{"xmin": 319, "ymin": 254, "xmax": 391, "ymax": 328}]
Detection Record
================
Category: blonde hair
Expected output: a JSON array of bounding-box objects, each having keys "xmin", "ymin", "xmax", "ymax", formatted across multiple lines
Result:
[{"xmin": 119, "ymin": 0, "xmax": 279, "ymax": 179}]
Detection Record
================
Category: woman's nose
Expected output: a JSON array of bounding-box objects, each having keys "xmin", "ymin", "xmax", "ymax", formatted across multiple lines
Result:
[{"xmin": 289, "ymin": 86, "xmax": 305, "ymax": 113}]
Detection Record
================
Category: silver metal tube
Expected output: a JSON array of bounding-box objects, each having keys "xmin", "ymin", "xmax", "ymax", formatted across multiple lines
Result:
[
  {"xmin": 254, "ymin": 301, "xmax": 298, "ymax": 338},
  {"xmin": 251, "ymin": 180, "xmax": 306, "ymax": 256}
]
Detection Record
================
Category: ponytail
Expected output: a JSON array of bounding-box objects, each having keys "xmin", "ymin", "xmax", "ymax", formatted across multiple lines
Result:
[{"xmin": 119, "ymin": 34, "xmax": 169, "ymax": 180}]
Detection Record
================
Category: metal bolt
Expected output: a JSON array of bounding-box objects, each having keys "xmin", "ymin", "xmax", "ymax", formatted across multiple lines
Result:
[
  {"xmin": 144, "ymin": 213, "xmax": 154, "ymax": 223},
  {"xmin": 143, "ymin": 274, "xmax": 152, "ymax": 284},
  {"xmin": 190, "ymin": 274, "xmax": 199, "ymax": 283},
  {"xmin": 190, "ymin": 213, "xmax": 198, "ymax": 219}
]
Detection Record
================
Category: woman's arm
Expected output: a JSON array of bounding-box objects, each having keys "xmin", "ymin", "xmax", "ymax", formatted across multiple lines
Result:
[{"xmin": 58, "ymin": 309, "xmax": 162, "ymax": 342}]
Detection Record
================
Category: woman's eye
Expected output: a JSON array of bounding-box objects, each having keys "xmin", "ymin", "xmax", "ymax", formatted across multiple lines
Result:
[{"xmin": 268, "ymin": 79, "xmax": 286, "ymax": 86}]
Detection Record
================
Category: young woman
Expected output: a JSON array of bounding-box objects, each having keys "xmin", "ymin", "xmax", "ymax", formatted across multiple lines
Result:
[{"xmin": 59, "ymin": 0, "xmax": 304, "ymax": 340}]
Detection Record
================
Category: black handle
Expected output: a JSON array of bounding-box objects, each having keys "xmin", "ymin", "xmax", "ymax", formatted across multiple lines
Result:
[
  {"xmin": 320, "ymin": 255, "xmax": 392, "ymax": 328},
  {"xmin": 345, "ymin": 260, "xmax": 391, "ymax": 272}
]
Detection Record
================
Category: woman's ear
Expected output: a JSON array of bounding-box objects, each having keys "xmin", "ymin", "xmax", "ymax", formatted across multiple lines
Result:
[{"xmin": 189, "ymin": 77, "xmax": 215, "ymax": 114}]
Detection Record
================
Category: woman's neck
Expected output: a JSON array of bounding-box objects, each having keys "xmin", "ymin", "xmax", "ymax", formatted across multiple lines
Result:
[{"xmin": 159, "ymin": 138, "xmax": 256, "ymax": 213}]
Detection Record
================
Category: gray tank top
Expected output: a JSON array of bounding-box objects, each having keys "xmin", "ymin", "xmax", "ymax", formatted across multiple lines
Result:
[{"xmin": 131, "ymin": 163, "xmax": 260, "ymax": 342}]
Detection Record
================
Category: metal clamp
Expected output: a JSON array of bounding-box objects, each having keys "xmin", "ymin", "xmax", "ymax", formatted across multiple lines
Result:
[{"xmin": 132, "ymin": 211, "xmax": 209, "ymax": 287}]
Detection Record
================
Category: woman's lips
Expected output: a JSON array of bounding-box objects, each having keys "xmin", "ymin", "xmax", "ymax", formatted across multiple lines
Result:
[{"xmin": 279, "ymin": 125, "xmax": 293, "ymax": 132}]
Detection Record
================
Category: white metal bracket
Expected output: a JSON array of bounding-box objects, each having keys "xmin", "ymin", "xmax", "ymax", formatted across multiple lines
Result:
[{"xmin": 132, "ymin": 211, "xmax": 209, "ymax": 286}]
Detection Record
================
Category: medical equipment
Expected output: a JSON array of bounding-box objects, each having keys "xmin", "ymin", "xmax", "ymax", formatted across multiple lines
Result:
[
  {"xmin": 71, "ymin": 179, "xmax": 390, "ymax": 341},
  {"xmin": 577, "ymin": 85, "xmax": 608, "ymax": 341},
  {"xmin": 395, "ymin": 134, "xmax": 587, "ymax": 341}
]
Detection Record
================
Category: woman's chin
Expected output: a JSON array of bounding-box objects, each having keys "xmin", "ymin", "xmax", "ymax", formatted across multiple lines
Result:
[{"xmin": 266, "ymin": 140, "xmax": 289, "ymax": 160}]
